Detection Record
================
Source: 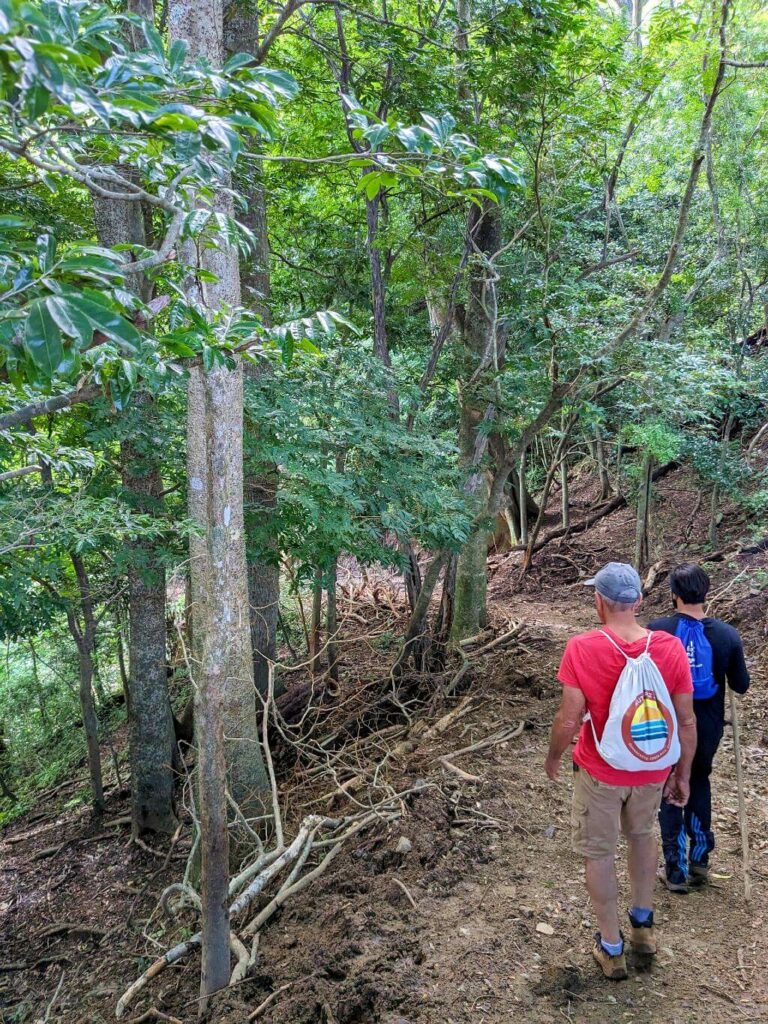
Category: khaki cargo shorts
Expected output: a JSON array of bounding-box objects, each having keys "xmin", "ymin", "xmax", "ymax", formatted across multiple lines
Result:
[{"xmin": 571, "ymin": 766, "xmax": 664, "ymax": 860}]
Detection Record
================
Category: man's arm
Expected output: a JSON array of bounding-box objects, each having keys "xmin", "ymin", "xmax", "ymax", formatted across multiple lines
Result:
[
  {"xmin": 545, "ymin": 685, "xmax": 586, "ymax": 781},
  {"xmin": 665, "ymin": 691, "xmax": 696, "ymax": 807},
  {"xmin": 727, "ymin": 631, "xmax": 750, "ymax": 694}
]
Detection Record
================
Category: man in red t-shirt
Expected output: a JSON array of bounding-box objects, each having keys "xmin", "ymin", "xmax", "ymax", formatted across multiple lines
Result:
[{"xmin": 545, "ymin": 562, "xmax": 696, "ymax": 980}]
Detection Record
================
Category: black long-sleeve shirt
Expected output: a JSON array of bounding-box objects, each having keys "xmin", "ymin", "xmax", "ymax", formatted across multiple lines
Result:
[{"xmin": 648, "ymin": 612, "xmax": 750, "ymax": 729}]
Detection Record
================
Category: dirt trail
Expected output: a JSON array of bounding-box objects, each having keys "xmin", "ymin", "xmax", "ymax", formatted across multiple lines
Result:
[{"xmin": 361, "ymin": 585, "xmax": 765, "ymax": 1024}]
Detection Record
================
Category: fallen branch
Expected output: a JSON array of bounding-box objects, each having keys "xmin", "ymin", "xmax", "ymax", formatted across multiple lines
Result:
[
  {"xmin": 392, "ymin": 877, "xmax": 418, "ymax": 909},
  {"xmin": 37, "ymin": 922, "xmax": 107, "ymax": 939},
  {"xmin": 128, "ymin": 1009, "xmax": 183, "ymax": 1024},
  {"xmin": 41, "ymin": 970, "xmax": 65, "ymax": 1024},
  {"xmin": 243, "ymin": 841, "xmax": 344, "ymax": 938},
  {"xmin": 512, "ymin": 462, "xmax": 678, "ymax": 557},
  {"xmin": 247, "ymin": 982, "xmax": 294, "ymax": 1021},
  {"xmin": 704, "ymin": 535, "xmax": 768, "ymax": 564},
  {"xmin": 439, "ymin": 759, "xmax": 481, "ymax": 784},
  {"xmin": 468, "ymin": 622, "xmax": 523, "ymax": 659},
  {"xmin": 440, "ymin": 720, "xmax": 525, "ymax": 764},
  {"xmin": 642, "ymin": 560, "xmax": 665, "ymax": 595}
]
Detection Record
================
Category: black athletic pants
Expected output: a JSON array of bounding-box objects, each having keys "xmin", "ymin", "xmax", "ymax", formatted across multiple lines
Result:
[{"xmin": 658, "ymin": 702, "xmax": 723, "ymax": 881}]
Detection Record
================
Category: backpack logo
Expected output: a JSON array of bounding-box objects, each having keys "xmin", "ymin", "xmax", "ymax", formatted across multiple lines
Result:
[{"xmin": 620, "ymin": 690, "xmax": 674, "ymax": 763}]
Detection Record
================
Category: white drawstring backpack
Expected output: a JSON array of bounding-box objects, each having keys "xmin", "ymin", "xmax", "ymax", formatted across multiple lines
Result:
[{"xmin": 585, "ymin": 631, "xmax": 680, "ymax": 772}]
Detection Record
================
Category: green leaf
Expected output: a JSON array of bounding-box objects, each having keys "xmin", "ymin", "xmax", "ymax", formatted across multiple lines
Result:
[
  {"xmin": 45, "ymin": 296, "xmax": 92, "ymax": 347},
  {"xmin": 68, "ymin": 292, "xmax": 141, "ymax": 352},
  {"xmin": 182, "ymin": 209, "xmax": 212, "ymax": 238},
  {"xmin": 224, "ymin": 52, "xmax": 254, "ymax": 73},
  {"xmin": 25, "ymin": 300, "xmax": 64, "ymax": 378},
  {"xmin": 37, "ymin": 233, "xmax": 56, "ymax": 272}
]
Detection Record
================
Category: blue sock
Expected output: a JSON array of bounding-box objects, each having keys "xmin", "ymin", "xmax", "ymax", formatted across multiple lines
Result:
[
  {"xmin": 630, "ymin": 906, "xmax": 652, "ymax": 924},
  {"xmin": 600, "ymin": 936, "xmax": 624, "ymax": 956}
]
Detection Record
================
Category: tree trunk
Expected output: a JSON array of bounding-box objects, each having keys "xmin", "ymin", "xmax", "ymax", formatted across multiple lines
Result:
[
  {"xmin": 310, "ymin": 568, "xmax": 323, "ymax": 675},
  {"xmin": 327, "ymin": 557, "xmax": 339, "ymax": 682},
  {"xmin": 595, "ymin": 425, "xmax": 612, "ymax": 501},
  {"xmin": 561, "ymin": 455, "xmax": 570, "ymax": 531},
  {"xmin": 366, "ymin": 195, "xmax": 399, "ymax": 416},
  {"xmin": 169, "ymin": 0, "xmax": 269, "ymax": 1002},
  {"xmin": 393, "ymin": 550, "xmax": 450, "ymax": 676},
  {"xmin": 228, "ymin": 30, "xmax": 280, "ymax": 699},
  {"xmin": 451, "ymin": 200, "xmax": 502, "ymax": 640},
  {"xmin": 634, "ymin": 454, "xmax": 654, "ymax": 571},
  {"xmin": 122, "ymin": 404, "xmax": 178, "ymax": 836},
  {"xmin": 195, "ymin": 653, "xmax": 231, "ymax": 1003},
  {"xmin": 709, "ymin": 412, "xmax": 734, "ymax": 547},
  {"xmin": 93, "ymin": 123, "xmax": 177, "ymax": 833},
  {"xmin": 28, "ymin": 640, "xmax": 49, "ymax": 729},
  {"xmin": 518, "ymin": 450, "xmax": 529, "ymax": 546},
  {"xmin": 632, "ymin": 0, "xmax": 643, "ymax": 48},
  {"xmin": 69, "ymin": 555, "xmax": 104, "ymax": 814}
]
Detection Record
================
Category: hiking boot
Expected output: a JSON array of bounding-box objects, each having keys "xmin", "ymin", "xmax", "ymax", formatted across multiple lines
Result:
[
  {"xmin": 592, "ymin": 933, "xmax": 628, "ymax": 981},
  {"xmin": 660, "ymin": 867, "xmax": 688, "ymax": 894},
  {"xmin": 689, "ymin": 863, "xmax": 710, "ymax": 888},
  {"xmin": 628, "ymin": 911, "xmax": 657, "ymax": 956}
]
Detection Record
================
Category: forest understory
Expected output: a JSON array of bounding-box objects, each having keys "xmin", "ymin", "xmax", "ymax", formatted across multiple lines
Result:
[{"xmin": 2, "ymin": 467, "xmax": 767, "ymax": 1024}]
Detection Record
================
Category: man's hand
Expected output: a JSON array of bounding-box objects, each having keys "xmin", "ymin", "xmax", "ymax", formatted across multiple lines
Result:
[
  {"xmin": 546, "ymin": 685, "xmax": 585, "ymax": 784},
  {"xmin": 663, "ymin": 769, "xmax": 690, "ymax": 807},
  {"xmin": 545, "ymin": 755, "xmax": 561, "ymax": 781}
]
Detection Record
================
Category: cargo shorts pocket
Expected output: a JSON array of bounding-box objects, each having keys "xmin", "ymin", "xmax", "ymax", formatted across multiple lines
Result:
[{"xmin": 571, "ymin": 769, "xmax": 622, "ymax": 860}]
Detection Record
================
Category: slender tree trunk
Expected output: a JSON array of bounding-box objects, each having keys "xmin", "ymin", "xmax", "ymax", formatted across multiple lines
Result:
[
  {"xmin": 93, "ymin": 97, "xmax": 177, "ymax": 833},
  {"xmin": 451, "ymin": 201, "xmax": 501, "ymax": 639},
  {"xmin": 709, "ymin": 413, "xmax": 734, "ymax": 547},
  {"xmin": 393, "ymin": 550, "xmax": 450, "ymax": 676},
  {"xmin": 310, "ymin": 568, "xmax": 323, "ymax": 676},
  {"xmin": 523, "ymin": 418, "xmax": 576, "ymax": 572},
  {"xmin": 68, "ymin": 555, "xmax": 104, "ymax": 814},
  {"xmin": 327, "ymin": 558, "xmax": 339, "ymax": 682},
  {"xmin": 28, "ymin": 640, "xmax": 49, "ymax": 729},
  {"xmin": 115, "ymin": 606, "xmax": 131, "ymax": 716},
  {"xmin": 632, "ymin": 0, "xmax": 643, "ymax": 48},
  {"xmin": 169, "ymin": 0, "xmax": 269, "ymax": 1003},
  {"xmin": 595, "ymin": 425, "xmax": 612, "ymax": 500},
  {"xmin": 518, "ymin": 450, "xmax": 529, "ymax": 546},
  {"xmin": 634, "ymin": 454, "xmax": 654, "ymax": 571},
  {"xmin": 123, "ymin": 407, "xmax": 178, "ymax": 836},
  {"xmin": 561, "ymin": 455, "xmax": 570, "ymax": 531},
  {"xmin": 228, "ymin": 48, "xmax": 280, "ymax": 699}
]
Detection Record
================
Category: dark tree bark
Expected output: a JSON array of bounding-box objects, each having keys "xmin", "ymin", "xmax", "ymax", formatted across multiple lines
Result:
[
  {"xmin": 122, "ymin": 402, "xmax": 178, "ymax": 836},
  {"xmin": 224, "ymin": 4, "xmax": 281, "ymax": 699},
  {"xmin": 634, "ymin": 454, "xmax": 654, "ymax": 571},
  {"xmin": 92, "ymin": 4, "xmax": 177, "ymax": 832},
  {"xmin": 68, "ymin": 554, "xmax": 104, "ymax": 814}
]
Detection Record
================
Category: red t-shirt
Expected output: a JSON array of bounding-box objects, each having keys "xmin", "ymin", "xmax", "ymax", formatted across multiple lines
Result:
[{"xmin": 558, "ymin": 627, "xmax": 693, "ymax": 786}]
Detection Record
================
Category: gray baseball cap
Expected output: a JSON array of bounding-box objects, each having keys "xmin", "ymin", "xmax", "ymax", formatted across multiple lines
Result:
[{"xmin": 583, "ymin": 562, "xmax": 642, "ymax": 603}]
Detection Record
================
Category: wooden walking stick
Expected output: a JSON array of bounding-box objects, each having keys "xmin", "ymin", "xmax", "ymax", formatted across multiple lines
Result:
[{"xmin": 729, "ymin": 691, "xmax": 752, "ymax": 901}]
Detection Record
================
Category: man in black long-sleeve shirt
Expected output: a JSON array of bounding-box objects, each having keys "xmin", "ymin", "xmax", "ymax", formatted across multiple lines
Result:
[{"xmin": 648, "ymin": 563, "xmax": 750, "ymax": 892}]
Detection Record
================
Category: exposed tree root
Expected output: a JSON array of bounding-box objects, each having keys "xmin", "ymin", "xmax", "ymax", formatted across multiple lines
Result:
[{"xmin": 115, "ymin": 799, "xmax": 407, "ymax": 1019}]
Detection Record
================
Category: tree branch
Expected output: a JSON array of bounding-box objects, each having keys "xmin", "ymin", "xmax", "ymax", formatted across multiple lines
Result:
[{"xmin": 0, "ymin": 385, "xmax": 103, "ymax": 431}]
